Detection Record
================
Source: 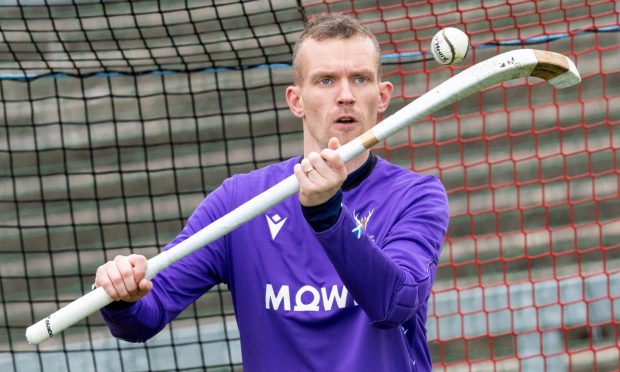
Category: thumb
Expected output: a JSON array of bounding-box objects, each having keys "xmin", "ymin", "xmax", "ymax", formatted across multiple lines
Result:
[
  {"xmin": 139, "ymin": 278, "xmax": 153, "ymax": 293},
  {"xmin": 127, "ymin": 254, "xmax": 148, "ymax": 282},
  {"xmin": 327, "ymin": 137, "xmax": 341, "ymax": 150}
]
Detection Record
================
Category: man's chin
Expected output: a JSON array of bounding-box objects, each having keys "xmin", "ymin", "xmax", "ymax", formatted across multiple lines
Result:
[{"xmin": 330, "ymin": 128, "xmax": 364, "ymax": 144}]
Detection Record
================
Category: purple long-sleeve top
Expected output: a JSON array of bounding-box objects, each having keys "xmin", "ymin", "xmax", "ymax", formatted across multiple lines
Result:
[{"xmin": 101, "ymin": 155, "xmax": 450, "ymax": 371}]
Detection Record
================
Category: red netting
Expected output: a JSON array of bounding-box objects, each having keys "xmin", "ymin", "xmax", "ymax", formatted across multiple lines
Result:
[{"xmin": 302, "ymin": 0, "xmax": 620, "ymax": 369}]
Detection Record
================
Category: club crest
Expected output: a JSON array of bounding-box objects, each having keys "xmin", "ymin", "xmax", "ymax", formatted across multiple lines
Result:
[{"xmin": 352, "ymin": 209, "xmax": 374, "ymax": 239}]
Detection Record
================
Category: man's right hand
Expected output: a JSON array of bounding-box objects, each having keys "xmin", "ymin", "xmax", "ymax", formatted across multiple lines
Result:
[{"xmin": 95, "ymin": 254, "xmax": 153, "ymax": 302}]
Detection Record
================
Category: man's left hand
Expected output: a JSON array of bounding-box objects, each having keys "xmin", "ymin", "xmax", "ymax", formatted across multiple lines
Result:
[{"xmin": 294, "ymin": 137, "xmax": 347, "ymax": 207}]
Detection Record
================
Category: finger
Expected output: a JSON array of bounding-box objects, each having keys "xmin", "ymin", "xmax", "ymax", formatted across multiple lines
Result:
[
  {"xmin": 300, "ymin": 158, "xmax": 320, "ymax": 182},
  {"xmin": 309, "ymin": 151, "xmax": 345, "ymax": 186},
  {"xmin": 96, "ymin": 264, "xmax": 120, "ymax": 301},
  {"xmin": 128, "ymin": 254, "xmax": 148, "ymax": 283},
  {"xmin": 327, "ymin": 137, "xmax": 341, "ymax": 150},
  {"xmin": 108, "ymin": 261, "xmax": 129, "ymax": 299},
  {"xmin": 300, "ymin": 158, "xmax": 313, "ymax": 174},
  {"xmin": 320, "ymin": 147, "xmax": 344, "ymax": 165},
  {"xmin": 322, "ymin": 138, "xmax": 345, "ymax": 166},
  {"xmin": 115, "ymin": 256, "xmax": 139, "ymax": 296},
  {"xmin": 138, "ymin": 278, "xmax": 153, "ymax": 296},
  {"xmin": 307, "ymin": 152, "xmax": 332, "ymax": 180},
  {"xmin": 321, "ymin": 150, "xmax": 346, "ymax": 177},
  {"xmin": 322, "ymin": 138, "xmax": 347, "ymax": 180},
  {"xmin": 294, "ymin": 163, "xmax": 313, "ymax": 188},
  {"xmin": 130, "ymin": 255, "xmax": 153, "ymax": 298},
  {"xmin": 103, "ymin": 261, "xmax": 126, "ymax": 300}
]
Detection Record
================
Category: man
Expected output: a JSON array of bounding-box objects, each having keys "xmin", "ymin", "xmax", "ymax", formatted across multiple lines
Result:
[{"xmin": 97, "ymin": 13, "xmax": 449, "ymax": 371}]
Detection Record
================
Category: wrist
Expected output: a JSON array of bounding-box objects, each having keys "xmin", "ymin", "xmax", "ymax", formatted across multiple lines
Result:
[{"xmin": 301, "ymin": 190, "xmax": 343, "ymax": 232}]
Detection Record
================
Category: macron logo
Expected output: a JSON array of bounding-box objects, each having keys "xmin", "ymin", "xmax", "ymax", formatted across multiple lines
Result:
[{"xmin": 266, "ymin": 213, "xmax": 287, "ymax": 240}]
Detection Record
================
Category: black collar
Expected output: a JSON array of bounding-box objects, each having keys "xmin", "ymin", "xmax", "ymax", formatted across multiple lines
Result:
[{"xmin": 342, "ymin": 153, "xmax": 376, "ymax": 191}]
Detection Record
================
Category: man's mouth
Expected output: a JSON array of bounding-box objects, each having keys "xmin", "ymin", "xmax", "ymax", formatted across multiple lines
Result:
[{"xmin": 335, "ymin": 116, "xmax": 356, "ymax": 124}]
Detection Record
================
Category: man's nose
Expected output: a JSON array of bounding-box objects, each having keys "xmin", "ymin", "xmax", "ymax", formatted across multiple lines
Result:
[{"xmin": 337, "ymin": 81, "xmax": 355, "ymax": 105}]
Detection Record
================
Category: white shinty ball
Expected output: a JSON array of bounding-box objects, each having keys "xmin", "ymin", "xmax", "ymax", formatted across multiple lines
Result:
[{"xmin": 430, "ymin": 27, "xmax": 470, "ymax": 65}]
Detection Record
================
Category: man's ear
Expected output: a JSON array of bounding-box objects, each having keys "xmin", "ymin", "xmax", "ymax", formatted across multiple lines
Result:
[
  {"xmin": 377, "ymin": 81, "xmax": 393, "ymax": 114},
  {"xmin": 286, "ymin": 85, "xmax": 304, "ymax": 118}
]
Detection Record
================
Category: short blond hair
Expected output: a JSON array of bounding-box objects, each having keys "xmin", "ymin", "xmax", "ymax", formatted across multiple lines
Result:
[{"xmin": 292, "ymin": 13, "xmax": 382, "ymax": 84}]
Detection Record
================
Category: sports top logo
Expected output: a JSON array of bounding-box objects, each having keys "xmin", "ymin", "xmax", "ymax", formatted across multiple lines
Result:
[
  {"xmin": 266, "ymin": 213, "xmax": 287, "ymax": 240},
  {"xmin": 352, "ymin": 209, "xmax": 374, "ymax": 239}
]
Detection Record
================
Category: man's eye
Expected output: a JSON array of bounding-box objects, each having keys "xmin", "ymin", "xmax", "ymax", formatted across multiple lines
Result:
[
  {"xmin": 354, "ymin": 76, "xmax": 369, "ymax": 84},
  {"xmin": 320, "ymin": 78, "xmax": 332, "ymax": 85}
]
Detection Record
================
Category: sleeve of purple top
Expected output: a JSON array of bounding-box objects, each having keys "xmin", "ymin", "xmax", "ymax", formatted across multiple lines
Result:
[
  {"xmin": 100, "ymin": 178, "xmax": 233, "ymax": 342},
  {"xmin": 313, "ymin": 176, "xmax": 449, "ymax": 328}
]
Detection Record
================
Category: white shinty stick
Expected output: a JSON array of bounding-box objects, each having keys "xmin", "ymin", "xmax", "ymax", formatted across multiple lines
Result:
[{"xmin": 26, "ymin": 49, "xmax": 580, "ymax": 345}]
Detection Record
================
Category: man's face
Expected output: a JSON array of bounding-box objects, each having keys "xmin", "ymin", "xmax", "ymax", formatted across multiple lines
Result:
[{"xmin": 286, "ymin": 36, "xmax": 392, "ymax": 152}]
